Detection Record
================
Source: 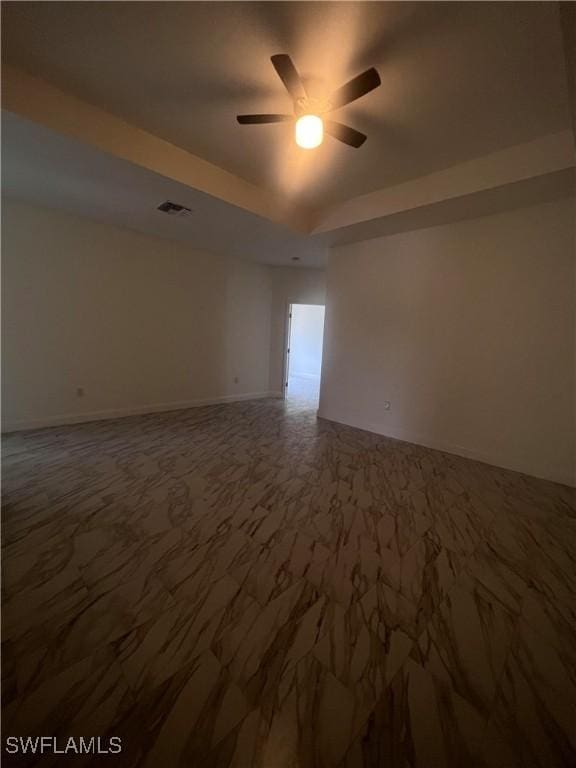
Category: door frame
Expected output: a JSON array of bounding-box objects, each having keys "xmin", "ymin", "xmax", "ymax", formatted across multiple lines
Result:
[
  {"xmin": 281, "ymin": 301, "xmax": 326, "ymax": 402},
  {"xmin": 282, "ymin": 302, "xmax": 293, "ymax": 401}
]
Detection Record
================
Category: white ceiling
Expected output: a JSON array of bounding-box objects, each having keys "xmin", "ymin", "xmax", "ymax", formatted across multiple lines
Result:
[
  {"xmin": 2, "ymin": 1, "xmax": 571, "ymax": 209},
  {"xmin": 1, "ymin": 112, "xmax": 327, "ymax": 267}
]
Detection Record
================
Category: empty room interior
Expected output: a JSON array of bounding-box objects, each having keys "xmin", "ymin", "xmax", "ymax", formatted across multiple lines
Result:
[{"xmin": 1, "ymin": 2, "xmax": 575, "ymax": 766}]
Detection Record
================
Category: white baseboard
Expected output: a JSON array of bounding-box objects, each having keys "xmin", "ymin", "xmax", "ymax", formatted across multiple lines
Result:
[
  {"xmin": 317, "ymin": 410, "xmax": 575, "ymax": 488},
  {"xmin": 2, "ymin": 391, "xmax": 281, "ymax": 433}
]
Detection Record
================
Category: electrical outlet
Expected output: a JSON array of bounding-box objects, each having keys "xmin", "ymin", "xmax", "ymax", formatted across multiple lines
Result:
[
  {"xmin": 383, "ymin": 400, "xmax": 391, "ymax": 411},
  {"xmin": 76, "ymin": 387, "xmax": 85, "ymax": 398}
]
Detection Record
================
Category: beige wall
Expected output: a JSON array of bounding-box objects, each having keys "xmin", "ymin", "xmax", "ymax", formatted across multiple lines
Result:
[
  {"xmin": 319, "ymin": 198, "xmax": 575, "ymax": 486},
  {"xmin": 2, "ymin": 199, "xmax": 274, "ymax": 429},
  {"xmin": 6, "ymin": 196, "xmax": 572, "ymax": 486},
  {"xmin": 268, "ymin": 266, "xmax": 327, "ymax": 394}
]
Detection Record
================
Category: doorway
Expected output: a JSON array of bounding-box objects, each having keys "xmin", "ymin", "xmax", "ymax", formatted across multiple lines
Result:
[{"xmin": 284, "ymin": 303, "xmax": 325, "ymax": 406}]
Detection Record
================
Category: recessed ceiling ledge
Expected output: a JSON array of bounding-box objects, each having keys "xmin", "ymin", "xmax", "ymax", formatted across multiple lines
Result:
[
  {"xmin": 311, "ymin": 130, "xmax": 575, "ymax": 236},
  {"xmin": 1, "ymin": 65, "xmax": 312, "ymax": 236}
]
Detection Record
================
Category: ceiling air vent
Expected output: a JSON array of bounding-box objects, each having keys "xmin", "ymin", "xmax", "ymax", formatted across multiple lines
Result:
[{"xmin": 157, "ymin": 201, "xmax": 193, "ymax": 218}]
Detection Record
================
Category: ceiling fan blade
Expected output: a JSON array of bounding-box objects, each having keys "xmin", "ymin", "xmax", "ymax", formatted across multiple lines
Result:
[
  {"xmin": 324, "ymin": 121, "xmax": 367, "ymax": 148},
  {"xmin": 271, "ymin": 54, "xmax": 307, "ymax": 101},
  {"xmin": 237, "ymin": 114, "xmax": 293, "ymax": 124},
  {"xmin": 328, "ymin": 67, "xmax": 381, "ymax": 110}
]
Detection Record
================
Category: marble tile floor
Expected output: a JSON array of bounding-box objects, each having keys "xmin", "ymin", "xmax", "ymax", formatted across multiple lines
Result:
[
  {"xmin": 286, "ymin": 374, "xmax": 320, "ymax": 407},
  {"xmin": 1, "ymin": 394, "xmax": 575, "ymax": 767}
]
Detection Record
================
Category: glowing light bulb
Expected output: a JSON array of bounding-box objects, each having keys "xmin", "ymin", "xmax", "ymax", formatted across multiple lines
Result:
[{"xmin": 295, "ymin": 114, "xmax": 323, "ymax": 149}]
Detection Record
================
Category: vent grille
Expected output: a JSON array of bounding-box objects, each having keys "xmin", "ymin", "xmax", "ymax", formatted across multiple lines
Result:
[{"xmin": 157, "ymin": 201, "xmax": 193, "ymax": 218}]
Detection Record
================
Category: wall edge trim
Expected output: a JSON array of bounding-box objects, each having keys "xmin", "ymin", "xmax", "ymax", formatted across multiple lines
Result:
[
  {"xmin": 317, "ymin": 411, "xmax": 575, "ymax": 488},
  {"xmin": 2, "ymin": 391, "xmax": 284, "ymax": 433}
]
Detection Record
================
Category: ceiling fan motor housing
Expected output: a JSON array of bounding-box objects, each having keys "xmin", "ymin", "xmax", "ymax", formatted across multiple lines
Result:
[
  {"xmin": 295, "ymin": 95, "xmax": 331, "ymax": 117},
  {"xmin": 236, "ymin": 55, "xmax": 380, "ymax": 148}
]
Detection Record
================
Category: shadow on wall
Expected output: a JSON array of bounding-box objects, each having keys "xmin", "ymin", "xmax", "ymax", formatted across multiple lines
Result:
[{"xmin": 318, "ymin": 199, "xmax": 575, "ymax": 485}]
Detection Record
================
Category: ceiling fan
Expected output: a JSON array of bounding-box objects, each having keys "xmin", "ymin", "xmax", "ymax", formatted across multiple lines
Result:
[{"xmin": 237, "ymin": 55, "xmax": 381, "ymax": 149}]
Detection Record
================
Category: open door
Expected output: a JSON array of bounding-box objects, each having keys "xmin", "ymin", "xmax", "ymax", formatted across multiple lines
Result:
[
  {"xmin": 283, "ymin": 303, "xmax": 293, "ymax": 399},
  {"xmin": 283, "ymin": 303, "xmax": 325, "ymax": 406}
]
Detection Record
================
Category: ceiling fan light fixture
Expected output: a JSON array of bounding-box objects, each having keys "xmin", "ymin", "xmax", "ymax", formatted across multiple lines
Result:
[
  {"xmin": 295, "ymin": 114, "xmax": 323, "ymax": 149},
  {"xmin": 238, "ymin": 56, "xmax": 379, "ymax": 149}
]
